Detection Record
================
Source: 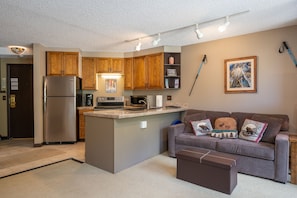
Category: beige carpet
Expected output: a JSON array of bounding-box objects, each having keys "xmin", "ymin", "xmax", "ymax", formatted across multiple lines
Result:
[
  {"xmin": 0, "ymin": 148, "xmax": 65, "ymax": 169},
  {"xmin": 0, "ymin": 154, "xmax": 296, "ymax": 198}
]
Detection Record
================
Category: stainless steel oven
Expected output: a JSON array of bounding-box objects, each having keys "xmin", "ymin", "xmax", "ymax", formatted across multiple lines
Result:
[{"xmin": 94, "ymin": 96, "xmax": 124, "ymax": 110}]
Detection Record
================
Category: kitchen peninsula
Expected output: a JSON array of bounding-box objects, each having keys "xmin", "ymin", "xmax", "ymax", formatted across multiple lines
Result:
[{"xmin": 84, "ymin": 107, "xmax": 186, "ymax": 173}]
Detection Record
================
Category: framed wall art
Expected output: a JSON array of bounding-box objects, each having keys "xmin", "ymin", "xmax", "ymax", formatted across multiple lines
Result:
[{"xmin": 224, "ymin": 56, "xmax": 257, "ymax": 93}]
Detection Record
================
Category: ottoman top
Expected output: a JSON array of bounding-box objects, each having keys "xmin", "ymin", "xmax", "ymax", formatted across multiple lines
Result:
[{"xmin": 176, "ymin": 148, "xmax": 237, "ymax": 169}]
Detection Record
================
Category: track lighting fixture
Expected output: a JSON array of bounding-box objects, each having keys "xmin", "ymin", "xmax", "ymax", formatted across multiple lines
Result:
[
  {"xmin": 126, "ymin": 10, "xmax": 249, "ymax": 50},
  {"xmin": 135, "ymin": 39, "xmax": 142, "ymax": 51},
  {"xmin": 195, "ymin": 24, "xmax": 204, "ymax": 39},
  {"xmin": 218, "ymin": 16, "xmax": 230, "ymax": 32},
  {"xmin": 152, "ymin": 33, "xmax": 161, "ymax": 46}
]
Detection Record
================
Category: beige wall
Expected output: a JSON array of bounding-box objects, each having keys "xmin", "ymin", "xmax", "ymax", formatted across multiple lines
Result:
[{"xmin": 168, "ymin": 25, "xmax": 297, "ymax": 131}]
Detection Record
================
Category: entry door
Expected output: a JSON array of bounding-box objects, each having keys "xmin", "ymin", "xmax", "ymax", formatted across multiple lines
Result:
[{"xmin": 7, "ymin": 64, "xmax": 34, "ymax": 138}]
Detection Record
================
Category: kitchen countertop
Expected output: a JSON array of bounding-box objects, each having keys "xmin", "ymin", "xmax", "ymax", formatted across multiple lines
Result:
[
  {"xmin": 83, "ymin": 106, "xmax": 187, "ymax": 119},
  {"xmin": 77, "ymin": 106, "xmax": 94, "ymax": 110}
]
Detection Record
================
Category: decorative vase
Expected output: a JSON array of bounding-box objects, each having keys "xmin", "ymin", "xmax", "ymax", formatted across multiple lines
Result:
[{"xmin": 169, "ymin": 56, "xmax": 174, "ymax": 64}]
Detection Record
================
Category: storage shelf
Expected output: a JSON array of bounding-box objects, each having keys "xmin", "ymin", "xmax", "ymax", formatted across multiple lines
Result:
[{"xmin": 164, "ymin": 52, "xmax": 181, "ymax": 89}]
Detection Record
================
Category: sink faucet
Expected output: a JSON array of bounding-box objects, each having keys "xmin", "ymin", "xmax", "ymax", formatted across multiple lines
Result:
[{"xmin": 138, "ymin": 100, "xmax": 149, "ymax": 109}]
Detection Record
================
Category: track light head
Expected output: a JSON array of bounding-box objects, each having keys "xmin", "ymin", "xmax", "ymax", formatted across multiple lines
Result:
[
  {"xmin": 135, "ymin": 39, "xmax": 142, "ymax": 51},
  {"xmin": 195, "ymin": 24, "xmax": 204, "ymax": 39},
  {"xmin": 218, "ymin": 16, "xmax": 230, "ymax": 32},
  {"xmin": 152, "ymin": 33, "xmax": 161, "ymax": 46}
]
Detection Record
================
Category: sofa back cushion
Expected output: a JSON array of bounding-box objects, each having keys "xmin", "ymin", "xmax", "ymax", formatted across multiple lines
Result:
[{"xmin": 230, "ymin": 112, "xmax": 289, "ymax": 131}]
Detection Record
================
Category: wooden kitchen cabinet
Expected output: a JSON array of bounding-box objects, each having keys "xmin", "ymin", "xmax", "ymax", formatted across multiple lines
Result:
[
  {"xmin": 82, "ymin": 57, "xmax": 97, "ymax": 90},
  {"xmin": 46, "ymin": 51, "xmax": 79, "ymax": 76},
  {"xmin": 133, "ymin": 53, "xmax": 164, "ymax": 90},
  {"xmin": 78, "ymin": 108, "xmax": 93, "ymax": 140},
  {"xmin": 96, "ymin": 58, "xmax": 124, "ymax": 73},
  {"xmin": 124, "ymin": 58, "xmax": 133, "ymax": 90}
]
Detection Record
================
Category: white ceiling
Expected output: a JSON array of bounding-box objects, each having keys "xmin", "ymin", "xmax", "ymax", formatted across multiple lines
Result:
[{"xmin": 0, "ymin": 0, "xmax": 297, "ymax": 53}]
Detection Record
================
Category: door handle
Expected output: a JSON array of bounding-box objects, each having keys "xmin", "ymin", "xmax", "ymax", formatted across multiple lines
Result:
[{"xmin": 10, "ymin": 94, "xmax": 16, "ymax": 108}]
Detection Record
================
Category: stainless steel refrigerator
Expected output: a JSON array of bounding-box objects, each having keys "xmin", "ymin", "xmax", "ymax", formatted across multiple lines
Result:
[{"xmin": 43, "ymin": 76, "xmax": 82, "ymax": 143}]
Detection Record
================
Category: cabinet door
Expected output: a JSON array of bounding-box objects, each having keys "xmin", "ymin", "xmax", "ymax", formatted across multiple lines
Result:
[
  {"xmin": 46, "ymin": 52, "xmax": 63, "ymax": 75},
  {"xmin": 111, "ymin": 58, "xmax": 124, "ymax": 73},
  {"xmin": 133, "ymin": 56, "xmax": 146, "ymax": 90},
  {"xmin": 124, "ymin": 58, "xmax": 133, "ymax": 90},
  {"xmin": 82, "ymin": 57, "xmax": 96, "ymax": 90},
  {"xmin": 63, "ymin": 52, "xmax": 78, "ymax": 76},
  {"xmin": 146, "ymin": 53, "xmax": 164, "ymax": 89},
  {"xmin": 96, "ymin": 58, "xmax": 111, "ymax": 73}
]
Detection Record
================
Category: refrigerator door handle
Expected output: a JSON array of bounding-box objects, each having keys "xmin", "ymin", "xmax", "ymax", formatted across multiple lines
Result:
[{"xmin": 43, "ymin": 79, "xmax": 47, "ymax": 112}]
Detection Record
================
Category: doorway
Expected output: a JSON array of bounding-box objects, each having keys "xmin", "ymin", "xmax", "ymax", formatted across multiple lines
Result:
[{"xmin": 7, "ymin": 64, "xmax": 34, "ymax": 138}]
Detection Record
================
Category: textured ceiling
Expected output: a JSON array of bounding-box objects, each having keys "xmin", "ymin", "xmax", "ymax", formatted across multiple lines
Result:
[{"xmin": 0, "ymin": 0, "xmax": 296, "ymax": 53}]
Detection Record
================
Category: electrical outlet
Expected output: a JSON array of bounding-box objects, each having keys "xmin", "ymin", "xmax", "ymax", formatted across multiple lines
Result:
[{"xmin": 167, "ymin": 95, "xmax": 172, "ymax": 101}]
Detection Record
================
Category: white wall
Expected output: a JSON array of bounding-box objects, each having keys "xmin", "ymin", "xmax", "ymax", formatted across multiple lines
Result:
[{"xmin": 169, "ymin": 25, "xmax": 297, "ymax": 131}]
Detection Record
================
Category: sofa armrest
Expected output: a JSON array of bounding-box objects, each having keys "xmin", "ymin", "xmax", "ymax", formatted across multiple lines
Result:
[
  {"xmin": 168, "ymin": 123, "xmax": 185, "ymax": 157},
  {"xmin": 274, "ymin": 132, "xmax": 289, "ymax": 183}
]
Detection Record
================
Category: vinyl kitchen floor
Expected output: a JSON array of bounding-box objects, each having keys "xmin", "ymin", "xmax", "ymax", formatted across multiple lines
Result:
[{"xmin": 0, "ymin": 138, "xmax": 85, "ymax": 178}]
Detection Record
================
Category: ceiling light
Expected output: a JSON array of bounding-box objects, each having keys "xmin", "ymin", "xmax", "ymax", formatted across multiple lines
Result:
[
  {"xmin": 195, "ymin": 24, "xmax": 204, "ymax": 39},
  {"xmin": 152, "ymin": 33, "xmax": 161, "ymax": 46},
  {"xmin": 218, "ymin": 16, "xmax": 230, "ymax": 32},
  {"xmin": 9, "ymin": 45, "xmax": 26, "ymax": 56},
  {"xmin": 135, "ymin": 39, "xmax": 142, "ymax": 51}
]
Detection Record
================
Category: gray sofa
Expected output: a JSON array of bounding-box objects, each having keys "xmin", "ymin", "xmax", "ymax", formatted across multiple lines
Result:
[{"xmin": 168, "ymin": 109, "xmax": 290, "ymax": 183}]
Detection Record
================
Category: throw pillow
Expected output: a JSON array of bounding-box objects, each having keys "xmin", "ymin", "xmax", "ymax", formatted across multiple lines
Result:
[
  {"xmin": 214, "ymin": 117, "xmax": 237, "ymax": 130},
  {"xmin": 239, "ymin": 119, "xmax": 268, "ymax": 143},
  {"xmin": 190, "ymin": 119, "xmax": 213, "ymax": 136},
  {"xmin": 251, "ymin": 114, "xmax": 282, "ymax": 143},
  {"xmin": 210, "ymin": 130, "xmax": 238, "ymax": 139},
  {"xmin": 183, "ymin": 112, "xmax": 207, "ymax": 133}
]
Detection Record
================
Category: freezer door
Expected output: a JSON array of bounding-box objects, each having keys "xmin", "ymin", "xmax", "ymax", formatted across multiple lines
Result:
[
  {"xmin": 44, "ymin": 76, "xmax": 76, "ymax": 97},
  {"xmin": 44, "ymin": 97, "xmax": 76, "ymax": 143}
]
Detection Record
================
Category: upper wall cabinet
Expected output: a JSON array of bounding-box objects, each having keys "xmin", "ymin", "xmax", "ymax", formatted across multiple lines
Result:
[
  {"xmin": 96, "ymin": 58, "xmax": 124, "ymax": 73},
  {"xmin": 46, "ymin": 51, "xmax": 79, "ymax": 76},
  {"xmin": 124, "ymin": 58, "xmax": 133, "ymax": 90},
  {"xmin": 133, "ymin": 53, "xmax": 164, "ymax": 90},
  {"xmin": 82, "ymin": 57, "xmax": 97, "ymax": 90}
]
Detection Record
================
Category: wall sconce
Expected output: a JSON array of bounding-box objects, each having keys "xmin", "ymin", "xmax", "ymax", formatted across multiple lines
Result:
[
  {"xmin": 195, "ymin": 24, "xmax": 204, "ymax": 39},
  {"xmin": 218, "ymin": 16, "xmax": 230, "ymax": 32},
  {"xmin": 8, "ymin": 46, "xmax": 27, "ymax": 57}
]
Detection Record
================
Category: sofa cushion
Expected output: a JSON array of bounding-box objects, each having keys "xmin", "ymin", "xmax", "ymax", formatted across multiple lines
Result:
[
  {"xmin": 231, "ymin": 112, "xmax": 289, "ymax": 131},
  {"xmin": 210, "ymin": 130, "xmax": 238, "ymax": 139},
  {"xmin": 175, "ymin": 133, "xmax": 218, "ymax": 150},
  {"xmin": 251, "ymin": 115, "xmax": 283, "ymax": 143},
  {"xmin": 205, "ymin": 111, "xmax": 231, "ymax": 127},
  {"xmin": 216, "ymin": 138, "xmax": 275, "ymax": 160},
  {"xmin": 183, "ymin": 112, "xmax": 207, "ymax": 133},
  {"xmin": 239, "ymin": 119, "xmax": 268, "ymax": 143},
  {"xmin": 190, "ymin": 119, "xmax": 213, "ymax": 136},
  {"xmin": 214, "ymin": 117, "xmax": 237, "ymax": 130},
  {"xmin": 239, "ymin": 119, "xmax": 267, "ymax": 143}
]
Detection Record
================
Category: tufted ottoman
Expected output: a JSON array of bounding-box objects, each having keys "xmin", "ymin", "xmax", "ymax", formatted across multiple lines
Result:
[{"xmin": 176, "ymin": 148, "xmax": 237, "ymax": 194}]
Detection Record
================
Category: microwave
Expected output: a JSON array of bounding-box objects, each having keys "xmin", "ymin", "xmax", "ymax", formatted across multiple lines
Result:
[{"xmin": 130, "ymin": 95, "xmax": 146, "ymax": 106}]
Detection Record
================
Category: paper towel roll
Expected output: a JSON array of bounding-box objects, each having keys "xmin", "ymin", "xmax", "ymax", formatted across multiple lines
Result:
[{"xmin": 156, "ymin": 95, "xmax": 163, "ymax": 107}]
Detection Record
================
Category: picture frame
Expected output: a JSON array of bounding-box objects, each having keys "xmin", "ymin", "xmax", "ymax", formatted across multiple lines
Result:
[
  {"xmin": 224, "ymin": 56, "xmax": 257, "ymax": 93},
  {"xmin": 167, "ymin": 69, "xmax": 177, "ymax": 76},
  {"xmin": 105, "ymin": 79, "xmax": 117, "ymax": 93}
]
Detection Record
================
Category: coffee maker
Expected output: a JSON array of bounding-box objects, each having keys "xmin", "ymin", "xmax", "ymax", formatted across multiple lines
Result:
[{"xmin": 85, "ymin": 94, "xmax": 93, "ymax": 106}]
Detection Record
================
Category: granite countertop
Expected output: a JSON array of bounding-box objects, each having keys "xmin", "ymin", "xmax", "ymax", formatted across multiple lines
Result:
[{"xmin": 83, "ymin": 106, "xmax": 187, "ymax": 119}]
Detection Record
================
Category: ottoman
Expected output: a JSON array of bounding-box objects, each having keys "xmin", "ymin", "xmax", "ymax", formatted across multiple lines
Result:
[{"xmin": 176, "ymin": 148, "xmax": 237, "ymax": 194}]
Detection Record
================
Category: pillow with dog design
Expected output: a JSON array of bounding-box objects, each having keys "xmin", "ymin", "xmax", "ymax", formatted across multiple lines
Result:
[{"xmin": 239, "ymin": 119, "xmax": 268, "ymax": 143}]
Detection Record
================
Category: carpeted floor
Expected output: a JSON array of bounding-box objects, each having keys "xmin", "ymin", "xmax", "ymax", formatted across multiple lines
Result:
[
  {"xmin": 0, "ymin": 148, "xmax": 65, "ymax": 169},
  {"xmin": 0, "ymin": 154, "xmax": 296, "ymax": 198}
]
